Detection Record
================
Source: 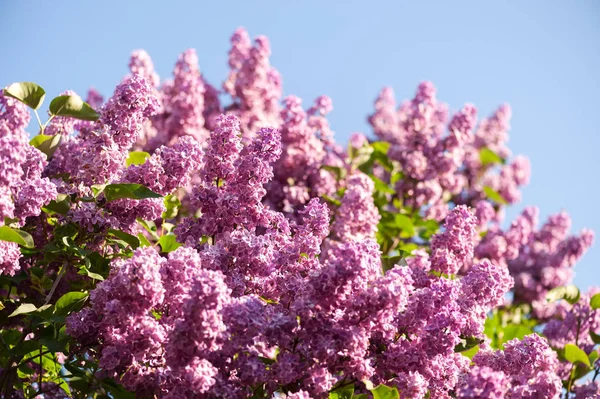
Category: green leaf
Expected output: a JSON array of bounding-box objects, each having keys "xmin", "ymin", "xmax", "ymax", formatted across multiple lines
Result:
[
  {"xmin": 479, "ymin": 147, "xmax": 504, "ymax": 166},
  {"xmin": 108, "ymin": 229, "xmax": 140, "ymax": 249},
  {"xmin": 159, "ymin": 235, "xmax": 181, "ymax": 253},
  {"xmin": 590, "ymin": 331, "xmax": 600, "ymax": 345},
  {"xmin": 501, "ymin": 323, "xmax": 533, "ymax": 345},
  {"xmin": 103, "ymin": 183, "xmax": 162, "ymax": 202},
  {"xmin": 590, "ymin": 293, "xmax": 600, "ymax": 310},
  {"xmin": 395, "ymin": 214, "xmax": 415, "ymax": 238},
  {"xmin": 3, "ymin": 82, "xmax": 46, "ymax": 109},
  {"xmin": 321, "ymin": 165, "xmax": 346, "ymax": 181},
  {"xmin": 329, "ymin": 384, "xmax": 354, "ymax": 399},
  {"xmin": 54, "ymin": 291, "xmax": 88, "ymax": 317},
  {"xmin": 29, "ymin": 133, "xmax": 62, "ymax": 158},
  {"xmin": 163, "ymin": 194, "xmax": 181, "ymax": 219},
  {"xmin": 91, "ymin": 184, "xmax": 106, "ymax": 198},
  {"xmin": 460, "ymin": 344, "xmax": 480, "ymax": 359},
  {"xmin": 49, "ymin": 94, "xmax": 99, "ymax": 121},
  {"xmin": 483, "ymin": 186, "xmax": 507, "ymax": 205},
  {"xmin": 455, "ymin": 336, "xmax": 483, "ymax": 353},
  {"xmin": 370, "ymin": 384, "xmax": 400, "ymax": 399},
  {"xmin": 564, "ymin": 343, "xmax": 591, "ymax": 367},
  {"xmin": 371, "ymin": 141, "xmax": 390, "ymax": 154},
  {"xmin": 371, "ymin": 176, "xmax": 395, "ymax": 194},
  {"xmin": 0, "ymin": 226, "xmax": 34, "ymax": 248},
  {"xmin": 546, "ymin": 285, "xmax": 580, "ymax": 305},
  {"xmin": 137, "ymin": 233, "xmax": 152, "ymax": 247},
  {"xmin": 8, "ymin": 303, "xmax": 39, "ymax": 317},
  {"xmin": 42, "ymin": 193, "xmax": 71, "ymax": 215},
  {"xmin": 126, "ymin": 151, "xmax": 151, "ymax": 167},
  {"xmin": 381, "ymin": 255, "xmax": 407, "ymax": 272}
]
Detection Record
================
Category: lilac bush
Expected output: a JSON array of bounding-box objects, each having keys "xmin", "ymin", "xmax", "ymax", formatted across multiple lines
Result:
[{"xmin": 0, "ymin": 27, "xmax": 597, "ymax": 399}]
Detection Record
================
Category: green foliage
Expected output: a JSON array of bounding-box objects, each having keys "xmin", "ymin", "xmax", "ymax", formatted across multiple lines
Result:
[
  {"xmin": 590, "ymin": 293, "xmax": 600, "ymax": 309},
  {"xmin": 483, "ymin": 186, "xmax": 507, "ymax": 205},
  {"xmin": 30, "ymin": 134, "xmax": 62, "ymax": 158},
  {"xmin": 370, "ymin": 384, "xmax": 400, "ymax": 399},
  {"xmin": 126, "ymin": 151, "xmax": 151, "ymax": 166},
  {"xmin": 0, "ymin": 225, "xmax": 35, "ymax": 248},
  {"xmin": 3, "ymin": 82, "xmax": 46, "ymax": 109},
  {"xmin": 49, "ymin": 94, "xmax": 99, "ymax": 120},
  {"xmin": 479, "ymin": 147, "xmax": 504, "ymax": 166},
  {"xmin": 103, "ymin": 183, "xmax": 162, "ymax": 201},
  {"xmin": 563, "ymin": 343, "xmax": 591, "ymax": 367},
  {"xmin": 546, "ymin": 285, "xmax": 581, "ymax": 305},
  {"xmin": 159, "ymin": 234, "xmax": 181, "ymax": 253}
]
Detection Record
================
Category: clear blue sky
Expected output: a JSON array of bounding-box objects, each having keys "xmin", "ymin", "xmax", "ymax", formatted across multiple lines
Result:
[{"xmin": 1, "ymin": 1, "xmax": 598, "ymax": 289}]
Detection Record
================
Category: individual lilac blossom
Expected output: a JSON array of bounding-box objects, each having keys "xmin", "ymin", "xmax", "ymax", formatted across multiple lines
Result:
[
  {"xmin": 124, "ymin": 135, "xmax": 202, "ymax": 195},
  {"xmin": 265, "ymin": 95, "xmax": 339, "ymax": 216},
  {"xmin": 165, "ymin": 269, "xmax": 231, "ymax": 369},
  {"xmin": 99, "ymin": 74, "xmax": 160, "ymax": 150},
  {"xmin": 473, "ymin": 334, "xmax": 562, "ymax": 398},
  {"xmin": 0, "ymin": 134, "xmax": 27, "ymax": 187},
  {"xmin": 572, "ymin": 381, "xmax": 600, "ymax": 399},
  {"xmin": 0, "ymin": 241, "xmax": 21, "ymax": 276},
  {"xmin": 129, "ymin": 50, "xmax": 160, "ymax": 88},
  {"xmin": 13, "ymin": 177, "xmax": 57, "ymax": 223},
  {"xmin": 455, "ymin": 366, "xmax": 509, "ymax": 399},
  {"xmin": 104, "ymin": 198, "xmax": 165, "ymax": 233},
  {"xmin": 200, "ymin": 114, "xmax": 243, "ymax": 185},
  {"xmin": 430, "ymin": 205, "xmax": 477, "ymax": 274},
  {"xmin": 461, "ymin": 259, "xmax": 514, "ymax": 310},
  {"xmin": 393, "ymin": 371, "xmax": 428, "ymax": 399},
  {"xmin": 330, "ymin": 173, "xmax": 380, "ymax": 241},
  {"xmin": 153, "ymin": 49, "xmax": 207, "ymax": 149},
  {"xmin": 0, "ymin": 89, "xmax": 30, "ymax": 132},
  {"xmin": 224, "ymin": 28, "xmax": 282, "ymax": 139},
  {"xmin": 543, "ymin": 288, "xmax": 600, "ymax": 353}
]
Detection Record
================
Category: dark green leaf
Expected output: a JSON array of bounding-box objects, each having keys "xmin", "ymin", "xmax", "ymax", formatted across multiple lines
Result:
[
  {"xmin": 483, "ymin": 186, "xmax": 508, "ymax": 205},
  {"xmin": 564, "ymin": 343, "xmax": 591, "ymax": 367},
  {"xmin": 455, "ymin": 336, "xmax": 483, "ymax": 353},
  {"xmin": 54, "ymin": 291, "xmax": 88, "ymax": 317},
  {"xmin": 49, "ymin": 94, "xmax": 99, "ymax": 121},
  {"xmin": 126, "ymin": 151, "xmax": 150, "ymax": 167},
  {"xmin": 0, "ymin": 226, "xmax": 34, "ymax": 248},
  {"xmin": 590, "ymin": 293, "xmax": 600, "ymax": 310},
  {"xmin": 108, "ymin": 229, "xmax": 140, "ymax": 249},
  {"xmin": 370, "ymin": 384, "xmax": 400, "ymax": 399},
  {"xmin": 590, "ymin": 331, "xmax": 600, "ymax": 345},
  {"xmin": 42, "ymin": 193, "xmax": 71, "ymax": 215},
  {"xmin": 159, "ymin": 235, "xmax": 181, "ymax": 253},
  {"xmin": 381, "ymin": 255, "xmax": 407, "ymax": 273},
  {"xmin": 479, "ymin": 147, "xmax": 504, "ymax": 166},
  {"xmin": 3, "ymin": 82, "xmax": 46, "ymax": 109},
  {"xmin": 103, "ymin": 183, "xmax": 161, "ymax": 202}
]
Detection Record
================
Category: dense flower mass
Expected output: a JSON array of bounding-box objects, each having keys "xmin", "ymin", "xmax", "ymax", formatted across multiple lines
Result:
[{"xmin": 0, "ymin": 27, "xmax": 596, "ymax": 399}]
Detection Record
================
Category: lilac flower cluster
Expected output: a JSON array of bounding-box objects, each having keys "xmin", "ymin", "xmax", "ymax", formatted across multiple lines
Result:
[
  {"xmin": 476, "ymin": 207, "xmax": 594, "ymax": 303},
  {"xmin": 2, "ymin": 27, "xmax": 597, "ymax": 399},
  {"xmin": 368, "ymin": 83, "xmax": 530, "ymax": 222},
  {"xmin": 0, "ymin": 91, "xmax": 57, "ymax": 275}
]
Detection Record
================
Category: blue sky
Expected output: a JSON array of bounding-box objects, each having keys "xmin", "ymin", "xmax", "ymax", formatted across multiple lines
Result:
[{"xmin": 1, "ymin": 1, "xmax": 598, "ymax": 289}]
